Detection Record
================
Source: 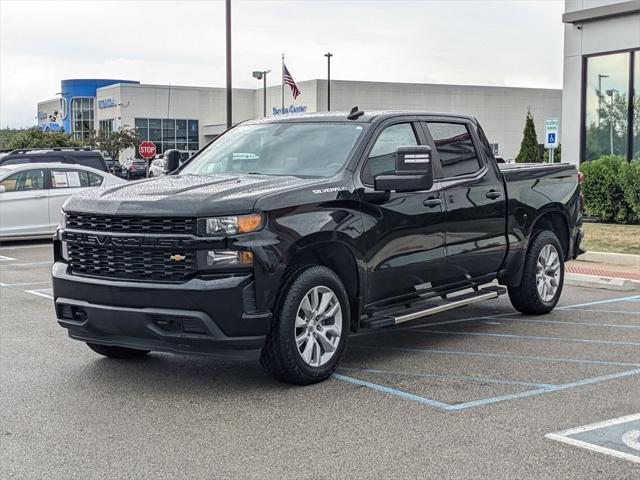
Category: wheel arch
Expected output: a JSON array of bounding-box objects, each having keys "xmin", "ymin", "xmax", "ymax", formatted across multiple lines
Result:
[{"xmin": 282, "ymin": 238, "xmax": 363, "ymax": 333}]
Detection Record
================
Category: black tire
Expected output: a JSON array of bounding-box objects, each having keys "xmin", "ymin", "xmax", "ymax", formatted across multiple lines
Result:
[
  {"xmin": 86, "ymin": 343, "xmax": 149, "ymax": 359},
  {"xmin": 260, "ymin": 266, "xmax": 350, "ymax": 385},
  {"xmin": 508, "ymin": 230, "xmax": 564, "ymax": 315}
]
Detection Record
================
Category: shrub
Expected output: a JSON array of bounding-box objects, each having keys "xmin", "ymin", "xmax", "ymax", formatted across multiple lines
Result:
[
  {"xmin": 580, "ymin": 155, "xmax": 637, "ymax": 224},
  {"xmin": 619, "ymin": 160, "xmax": 640, "ymax": 220}
]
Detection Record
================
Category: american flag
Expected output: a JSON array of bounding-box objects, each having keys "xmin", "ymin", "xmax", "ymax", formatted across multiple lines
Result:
[{"xmin": 283, "ymin": 64, "xmax": 301, "ymax": 99}]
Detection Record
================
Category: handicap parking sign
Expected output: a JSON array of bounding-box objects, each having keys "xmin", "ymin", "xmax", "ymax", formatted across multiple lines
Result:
[{"xmin": 545, "ymin": 119, "xmax": 559, "ymax": 148}]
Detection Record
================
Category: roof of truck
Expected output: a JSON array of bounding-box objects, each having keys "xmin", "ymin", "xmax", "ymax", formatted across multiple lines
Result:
[{"xmin": 244, "ymin": 111, "xmax": 478, "ymax": 124}]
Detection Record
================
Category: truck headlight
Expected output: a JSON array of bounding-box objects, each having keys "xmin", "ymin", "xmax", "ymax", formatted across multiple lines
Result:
[
  {"xmin": 59, "ymin": 210, "xmax": 67, "ymax": 229},
  {"xmin": 198, "ymin": 213, "xmax": 263, "ymax": 236}
]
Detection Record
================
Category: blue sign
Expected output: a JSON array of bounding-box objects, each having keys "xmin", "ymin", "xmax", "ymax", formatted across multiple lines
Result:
[
  {"xmin": 547, "ymin": 133, "xmax": 556, "ymax": 144},
  {"xmin": 98, "ymin": 97, "xmax": 117, "ymax": 109},
  {"xmin": 272, "ymin": 105, "xmax": 307, "ymax": 115}
]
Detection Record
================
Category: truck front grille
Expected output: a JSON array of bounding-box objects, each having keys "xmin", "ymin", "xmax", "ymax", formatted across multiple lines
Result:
[
  {"xmin": 67, "ymin": 244, "xmax": 196, "ymax": 282},
  {"xmin": 66, "ymin": 212, "xmax": 197, "ymax": 235}
]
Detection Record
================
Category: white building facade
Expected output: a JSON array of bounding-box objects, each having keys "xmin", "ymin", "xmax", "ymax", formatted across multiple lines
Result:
[
  {"xmin": 562, "ymin": 0, "xmax": 640, "ymax": 164},
  {"xmin": 39, "ymin": 78, "xmax": 562, "ymax": 161}
]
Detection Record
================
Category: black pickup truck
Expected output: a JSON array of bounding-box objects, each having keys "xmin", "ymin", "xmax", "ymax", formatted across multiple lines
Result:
[{"xmin": 52, "ymin": 110, "xmax": 584, "ymax": 384}]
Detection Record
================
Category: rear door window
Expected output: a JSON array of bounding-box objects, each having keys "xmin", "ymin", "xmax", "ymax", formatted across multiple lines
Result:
[
  {"xmin": 68, "ymin": 155, "xmax": 106, "ymax": 172},
  {"xmin": 426, "ymin": 122, "xmax": 482, "ymax": 178},
  {"xmin": 50, "ymin": 169, "xmax": 102, "ymax": 188}
]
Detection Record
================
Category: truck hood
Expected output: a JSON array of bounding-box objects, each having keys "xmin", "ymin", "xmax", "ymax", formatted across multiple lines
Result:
[{"xmin": 63, "ymin": 173, "xmax": 323, "ymax": 216}]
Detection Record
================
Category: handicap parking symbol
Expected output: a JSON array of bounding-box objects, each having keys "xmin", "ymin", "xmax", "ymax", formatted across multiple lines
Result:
[{"xmin": 547, "ymin": 133, "xmax": 556, "ymax": 144}]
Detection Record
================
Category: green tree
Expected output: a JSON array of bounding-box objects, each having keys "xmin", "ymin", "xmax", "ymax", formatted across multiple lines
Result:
[
  {"xmin": 515, "ymin": 110, "xmax": 541, "ymax": 163},
  {"xmin": 89, "ymin": 127, "xmax": 140, "ymax": 172},
  {"xmin": 543, "ymin": 144, "xmax": 561, "ymax": 163},
  {"xmin": 6, "ymin": 128, "xmax": 81, "ymax": 150}
]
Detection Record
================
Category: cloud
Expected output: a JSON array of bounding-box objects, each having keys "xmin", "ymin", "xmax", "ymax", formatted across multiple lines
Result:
[{"xmin": 0, "ymin": 0, "xmax": 564, "ymax": 127}]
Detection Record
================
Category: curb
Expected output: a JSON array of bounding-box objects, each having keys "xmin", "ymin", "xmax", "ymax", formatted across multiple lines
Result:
[
  {"xmin": 565, "ymin": 273, "xmax": 640, "ymax": 292},
  {"xmin": 580, "ymin": 251, "xmax": 640, "ymax": 267}
]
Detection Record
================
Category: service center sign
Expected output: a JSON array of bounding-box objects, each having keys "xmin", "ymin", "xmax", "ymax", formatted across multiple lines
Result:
[{"xmin": 139, "ymin": 141, "xmax": 156, "ymax": 159}]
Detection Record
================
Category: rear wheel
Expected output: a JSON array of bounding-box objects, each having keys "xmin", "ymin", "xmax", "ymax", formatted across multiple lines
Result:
[
  {"xmin": 86, "ymin": 343, "xmax": 149, "ymax": 359},
  {"xmin": 508, "ymin": 230, "xmax": 564, "ymax": 315},
  {"xmin": 260, "ymin": 266, "xmax": 349, "ymax": 385}
]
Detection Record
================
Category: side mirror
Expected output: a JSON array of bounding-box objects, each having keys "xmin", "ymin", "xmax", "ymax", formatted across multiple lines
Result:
[
  {"xmin": 0, "ymin": 185, "xmax": 5, "ymax": 193},
  {"xmin": 164, "ymin": 149, "xmax": 181, "ymax": 173},
  {"xmin": 374, "ymin": 145, "xmax": 434, "ymax": 193}
]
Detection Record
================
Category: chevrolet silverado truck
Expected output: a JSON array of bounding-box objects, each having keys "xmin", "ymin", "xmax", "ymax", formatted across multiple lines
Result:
[{"xmin": 52, "ymin": 110, "xmax": 584, "ymax": 384}]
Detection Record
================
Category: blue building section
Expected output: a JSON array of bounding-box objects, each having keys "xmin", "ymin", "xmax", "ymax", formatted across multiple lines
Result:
[{"xmin": 58, "ymin": 78, "xmax": 139, "ymax": 133}]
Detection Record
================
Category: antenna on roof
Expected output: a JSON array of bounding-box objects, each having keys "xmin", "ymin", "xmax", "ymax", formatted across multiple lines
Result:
[{"xmin": 347, "ymin": 106, "xmax": 364, "ymax": 120}]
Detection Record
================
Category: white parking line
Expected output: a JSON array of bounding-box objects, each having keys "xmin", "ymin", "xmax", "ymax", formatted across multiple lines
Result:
[
  {"xmin": 0, "ymin": 255, "xmax": 16, "ymax": 261},
  {"xmin": 546, "ymin": 414, "xmax": 640, "ymax": 464},
  {"xmin": 24, "ymin": 289, "xmax": 53, "ymax": 300}
]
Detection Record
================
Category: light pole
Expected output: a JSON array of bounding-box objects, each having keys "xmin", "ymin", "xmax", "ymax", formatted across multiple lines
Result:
[
  {"xmin": 252, "ymin": 70, "xmax": 270, "ymax": 117},
  {"xmin": 606, "ymin": 88, "xmax": 616, "ymax": 154},
  {"xmin": 225, "ymin": 0, "xmax": 232, "ymax": 128},
  {"xmin": 324, "ymin": 52, "xmax": 333, "ymax": 111},
  {"xmin": 597, "ymin": 74, "xmax": 609, "ymax": 127}
]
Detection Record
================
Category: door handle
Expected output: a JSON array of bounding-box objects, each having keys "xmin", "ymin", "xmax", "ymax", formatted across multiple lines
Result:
[
  {"xmin": 423, "ymin": 197, "xmax": 442, "ymax": 207},
  {"xmin": 485, "ymin": 190, "xmax": 502, "ymax": 200},
  {"xmin": 33, "ymin": 194, "xmax": 47, "ymax": 198}
]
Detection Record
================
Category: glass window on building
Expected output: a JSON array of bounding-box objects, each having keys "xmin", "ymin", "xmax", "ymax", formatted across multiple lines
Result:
[
  {"xmin": 134, "ymin": 118, "xmax": 199, "ymax": 157},
  {"xmin": 583, "ymin": 50, "xmax": 638, "ymax": 162},
  {"xmin": 71, "ymin": 97, "xmax": 95, "ymax": 142},
  {"xmin": 99, "ymin": 119, "xmax": 115, "ymax": 135},
  {"xmin": 634, "ymin": 51, "xmax": 639, "ymax": 162}
]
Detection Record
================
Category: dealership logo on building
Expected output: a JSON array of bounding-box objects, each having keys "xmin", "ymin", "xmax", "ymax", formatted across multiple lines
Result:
[{"xmin": 273, "ymin": 105, "xmax": 307, "ymax": 115}]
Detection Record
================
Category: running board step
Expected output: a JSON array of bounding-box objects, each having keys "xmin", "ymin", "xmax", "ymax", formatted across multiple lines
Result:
[{"xmin": 361, "ymin": 286, "xmax": 507, "ymax": 329}]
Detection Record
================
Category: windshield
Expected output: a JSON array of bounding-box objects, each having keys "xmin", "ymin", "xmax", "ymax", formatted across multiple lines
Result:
[{"xmin": 180, "ymin": 123, "xmax": 364, "ymax": 178}]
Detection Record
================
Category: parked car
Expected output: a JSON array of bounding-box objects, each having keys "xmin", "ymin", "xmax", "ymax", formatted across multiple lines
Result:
[
  {"xmin": 102, "ymin": 154, "xmax": 123, "ymax": 177},
  {"xmin": 149, "ymin": 158, "xmax": 167, "ymax": 177},
  {"xmin": 52, "ymin": 111, "xmax": 583, "ymax": 385},
  {"xmin": 0, "ymin": 148, "xmax": 109, "ymax": 173},
  {"xmin": 0, "ymin": 162, "xmax": 124, "ymax": 240},
  {"xmin": 122, "ymin": 158, "xmax": 148, "ymax": 179}
]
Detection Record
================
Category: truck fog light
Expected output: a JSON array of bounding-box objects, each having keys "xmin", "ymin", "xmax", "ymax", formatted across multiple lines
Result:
[{"xmin": 201, "ymin": 250, "xmax": 253, "ymax": 268}]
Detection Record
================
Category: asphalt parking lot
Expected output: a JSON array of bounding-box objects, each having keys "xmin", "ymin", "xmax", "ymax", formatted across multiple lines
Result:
[{"xmin": 1, "ymin": 240, "xmax": 639, "ymax": 479}]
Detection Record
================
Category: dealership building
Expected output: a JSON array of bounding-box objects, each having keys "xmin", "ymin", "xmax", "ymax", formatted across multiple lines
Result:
[
  {"xmin": 562, "ymin": 0, "xmax": 639, "ymax": 164},
  {"xmin": 37, "ymin": 77, "xmax": 562, "ymax": 162}
]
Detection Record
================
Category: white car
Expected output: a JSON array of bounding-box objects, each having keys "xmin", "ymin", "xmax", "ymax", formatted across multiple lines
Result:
[
  {"xmin": 0, "ymin": 162, "xmax": 125, "ymax": 240},
  {"xmin": 149, "ymin": 158, "xmax": 167, "ymax": 177}
]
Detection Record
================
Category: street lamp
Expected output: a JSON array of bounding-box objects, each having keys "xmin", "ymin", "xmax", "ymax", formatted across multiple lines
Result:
[
  {"xmin": 324, "ymin": 52, "xmax": 333, "ymax": 111},
  {"xmin": 252, "ymin": 70, "xmax": 271, "ymax": 118},
  {"xmin": 606, "ymin": 88, "xmax": 616, "ymax": 155},
  {"xmin": 597, "ymin": 74, "xmax": 609, "ymax": 127},
  {"xmin": 225, "ymin": 0, "xmax": 232, "ymax": 128}
]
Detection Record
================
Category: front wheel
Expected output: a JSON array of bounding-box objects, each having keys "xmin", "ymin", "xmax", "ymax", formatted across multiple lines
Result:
[
  {"xmin": 508, "ymin": 230, "xmax": 564, "ymax": 315},
  {"xmin": 260, "ymin": 266, "xmax": 349, "ymax": 385}
]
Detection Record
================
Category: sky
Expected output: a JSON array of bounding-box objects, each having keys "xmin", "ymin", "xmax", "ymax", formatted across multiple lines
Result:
[{"xmin": 0, "ymin": 0, "xmax": 565, "ymax": 128}]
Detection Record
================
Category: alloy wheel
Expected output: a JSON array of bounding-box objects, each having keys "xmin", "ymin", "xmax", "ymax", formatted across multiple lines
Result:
[
  {"xmin": 294, "ymin": 286, "xmax": 342, "ymax": 367},
  {"xmin": 536, "ymin": 244, "xmax": 561, "ymax": 302}
]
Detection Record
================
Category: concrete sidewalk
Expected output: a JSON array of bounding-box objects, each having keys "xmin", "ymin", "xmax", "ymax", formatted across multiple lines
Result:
[{"xmin": 566, "ymin": 251, "xmax": 640, "ymax": 291}]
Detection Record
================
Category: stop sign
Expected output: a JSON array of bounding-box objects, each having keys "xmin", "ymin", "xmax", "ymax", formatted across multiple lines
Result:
[{"xmin": 138, "ymin": 141, "xmax": 156, "ymax": 159}]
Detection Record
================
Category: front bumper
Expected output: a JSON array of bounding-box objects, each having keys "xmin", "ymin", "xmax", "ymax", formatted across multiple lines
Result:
[{"xmin": 52, "ymin": 261, "xmax": 271, "ymax": 355}]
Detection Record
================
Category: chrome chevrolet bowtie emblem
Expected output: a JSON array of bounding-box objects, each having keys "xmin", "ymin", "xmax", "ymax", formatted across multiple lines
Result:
[{"xmin": 169, "ymin": 254, "xmax": 186, "ymax": 262}]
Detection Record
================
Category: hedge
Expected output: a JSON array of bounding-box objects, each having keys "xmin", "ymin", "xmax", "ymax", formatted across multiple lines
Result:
[{"xmin": 580, "ymin": 155, "xmax": 639, "ymax": 224}]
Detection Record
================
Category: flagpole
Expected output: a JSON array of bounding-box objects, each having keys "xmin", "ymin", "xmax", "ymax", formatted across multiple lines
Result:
[{"xmin": 281, "ymin": 53, "xmax": 285, "ymax": 110}]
